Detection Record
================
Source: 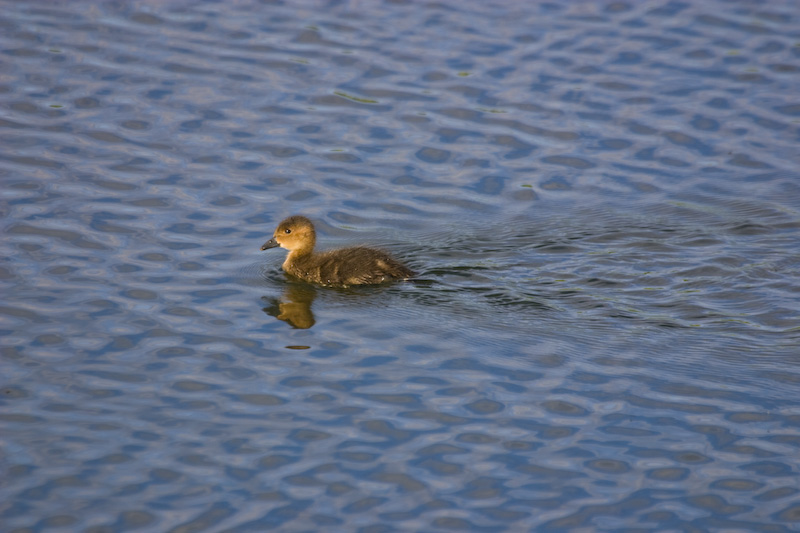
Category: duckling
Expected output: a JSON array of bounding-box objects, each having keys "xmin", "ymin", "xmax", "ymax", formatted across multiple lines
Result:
[{"xmin": 261, "ymin": 215, "xmax": 414, "ymax": 286}]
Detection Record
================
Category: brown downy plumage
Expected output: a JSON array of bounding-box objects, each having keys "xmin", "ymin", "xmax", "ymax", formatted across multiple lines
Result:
[{"xmin": 261, "ymin": 215, "xmax": 414, "ymax": 286}]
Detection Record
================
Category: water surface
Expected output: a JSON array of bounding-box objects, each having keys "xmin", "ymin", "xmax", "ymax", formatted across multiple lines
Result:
[{"xmin": 1, "ymin": 1, "xmax": 800, "ymax": 531}]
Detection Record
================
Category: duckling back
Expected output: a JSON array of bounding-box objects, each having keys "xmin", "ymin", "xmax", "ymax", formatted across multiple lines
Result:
[{"xmin": 287, "ymin": 246, "xmax": 413, "ymax": 286}]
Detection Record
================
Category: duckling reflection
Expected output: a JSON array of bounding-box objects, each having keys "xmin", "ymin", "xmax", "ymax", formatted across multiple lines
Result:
[
  {"xmin": 261, "ymin": 215, "xmax": 414, "ymax": 287},
  {"xmin": 262, "ymin": 282, "xmax": 316, "ymax": 329}
]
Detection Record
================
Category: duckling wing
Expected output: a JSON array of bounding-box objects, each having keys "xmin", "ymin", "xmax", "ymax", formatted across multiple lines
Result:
[{"xmin": 319, "ymin": 247, "xmax": 413, "ymax": 285}]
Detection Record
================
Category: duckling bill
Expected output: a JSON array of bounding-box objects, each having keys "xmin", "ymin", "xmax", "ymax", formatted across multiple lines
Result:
[{"xmin": 261, "ymin": 215, "xmax": 413, "ymax": 286}]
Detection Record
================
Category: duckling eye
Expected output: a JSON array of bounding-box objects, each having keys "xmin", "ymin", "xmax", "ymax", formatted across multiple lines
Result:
[{"xmin": 284, "ymin": 229, "xmax": 291, "ymax": 234}]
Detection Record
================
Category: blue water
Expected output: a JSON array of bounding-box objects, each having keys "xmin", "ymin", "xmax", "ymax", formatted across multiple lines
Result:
[{"xmin": 2, "ymin": 1, "xmax": 799, "ymax": 531}]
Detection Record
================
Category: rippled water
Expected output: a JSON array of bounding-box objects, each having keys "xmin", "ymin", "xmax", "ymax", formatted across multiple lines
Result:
[{"xmin": 2, "ymin": 1, "xmax": 800, "ymax": 531}]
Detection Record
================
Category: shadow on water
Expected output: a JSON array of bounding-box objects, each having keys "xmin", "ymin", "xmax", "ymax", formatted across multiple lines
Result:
[{"xmin": 262, "ymin": 282, "xmax": 318, "ymax": 329}]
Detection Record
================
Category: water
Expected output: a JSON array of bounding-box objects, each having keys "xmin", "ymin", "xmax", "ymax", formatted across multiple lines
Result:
[{"xmin": 2, "ymin": 1, "xmax": 799, "ymax": 531}]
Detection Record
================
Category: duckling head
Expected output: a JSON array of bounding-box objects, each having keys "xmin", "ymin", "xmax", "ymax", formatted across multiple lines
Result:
[{"xmin": 261, "ymin": 215, "xmax": 316, "ymax": 254}]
